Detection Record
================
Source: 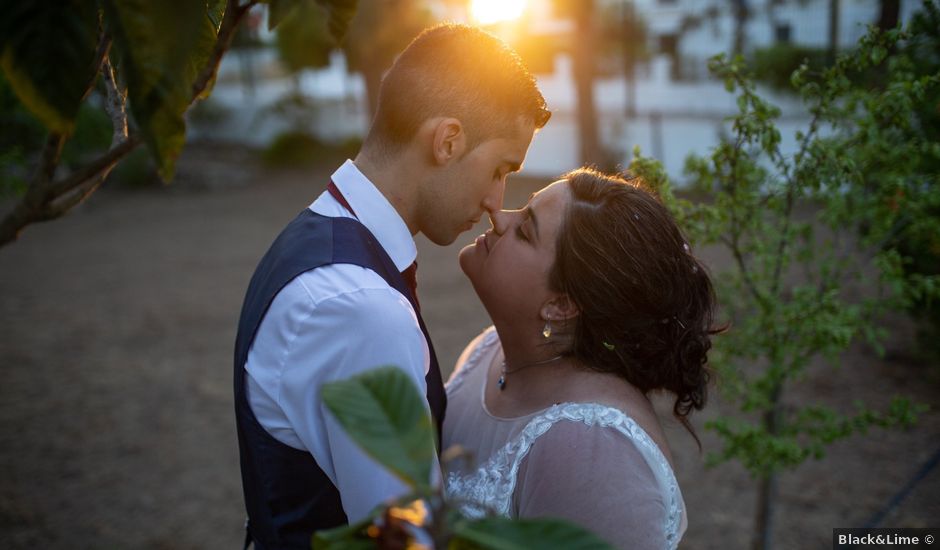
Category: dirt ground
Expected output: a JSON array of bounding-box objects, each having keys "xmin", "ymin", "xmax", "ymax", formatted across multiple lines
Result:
[{"xmin": 1, "ymin": 143, "xmax": 937, "ymax": 549}]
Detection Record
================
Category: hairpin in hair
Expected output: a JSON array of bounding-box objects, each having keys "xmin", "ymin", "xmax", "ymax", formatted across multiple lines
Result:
[
  {"xmin": 603, "ymin": 341, "xmax": 616, "ymax": 351},
  {"xmin": 660, "ymin": 316, "xmax": 687, "ymax": 329}
]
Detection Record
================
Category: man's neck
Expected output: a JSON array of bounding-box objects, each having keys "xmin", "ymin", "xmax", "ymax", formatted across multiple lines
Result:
[{"xmin": 353, "ymin": 151, "xmax": 421, "ymax": 236}]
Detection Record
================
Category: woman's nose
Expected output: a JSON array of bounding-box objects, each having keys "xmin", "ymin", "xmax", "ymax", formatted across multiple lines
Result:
[{"xmin": 489, "ymin": 210, "xmax": 513, "ymax": 236}]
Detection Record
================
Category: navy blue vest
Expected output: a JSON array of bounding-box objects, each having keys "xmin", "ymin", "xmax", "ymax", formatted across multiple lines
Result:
[{"xmin": 234, "ymin": 209, "xmax": 446, "ymax": 549}]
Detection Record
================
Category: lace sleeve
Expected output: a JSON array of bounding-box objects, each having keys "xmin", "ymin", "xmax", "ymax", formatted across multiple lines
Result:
[{"xmin": 513, "ymin": 420, "xmax": 670, "ymax": 550}]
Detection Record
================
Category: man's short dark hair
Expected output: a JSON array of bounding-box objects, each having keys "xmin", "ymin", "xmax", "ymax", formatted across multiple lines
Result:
[{"xmin": 365, "ymin": 23, "xmax": 550, "ymax": 154}]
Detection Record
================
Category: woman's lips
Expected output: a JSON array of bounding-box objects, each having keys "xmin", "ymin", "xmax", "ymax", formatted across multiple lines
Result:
[{"xmin": 475, "ymin": 233, "xmax": 490, "ymax": 253}]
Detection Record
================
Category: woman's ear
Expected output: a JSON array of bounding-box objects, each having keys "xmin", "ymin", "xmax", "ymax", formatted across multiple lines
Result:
[
  {"xmin": 431, "ymin": 117, "xmax": 466, "ymax": 165},
  {"xmin": 540, "ymin": 294, "xmax": 580, "ymax": 323}
]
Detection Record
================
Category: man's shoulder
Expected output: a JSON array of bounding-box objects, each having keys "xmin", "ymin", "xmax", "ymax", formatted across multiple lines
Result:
[{"xmin": 288, "ymin": 263, "xmax": 412, "ymax": 312}]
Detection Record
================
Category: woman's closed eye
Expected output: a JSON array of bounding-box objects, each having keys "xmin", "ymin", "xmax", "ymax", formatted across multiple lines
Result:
[{"xmin": 515, "ymin": 223, "xmax": 529, "ymax": 242}]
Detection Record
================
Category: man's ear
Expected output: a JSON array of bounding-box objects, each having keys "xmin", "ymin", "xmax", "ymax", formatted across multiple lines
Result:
[
  {"xmin": 431, "ymin": 117, "xmax": 466, "ymax": 165},
  {"xmin": 540, "ymin": 294, "xmax": 580, "ymax": 323}
]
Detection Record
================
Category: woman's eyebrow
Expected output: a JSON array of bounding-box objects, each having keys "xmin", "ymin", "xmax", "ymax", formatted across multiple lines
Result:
[{"xmin": 523, "ymin": 205, "xmax": 540, "ymax": 241}]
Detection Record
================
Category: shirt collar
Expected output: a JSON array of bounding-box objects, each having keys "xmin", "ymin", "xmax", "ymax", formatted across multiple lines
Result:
[{"xmin": 327, "ymin": 159, "xmax": 417, "ymax": 272}]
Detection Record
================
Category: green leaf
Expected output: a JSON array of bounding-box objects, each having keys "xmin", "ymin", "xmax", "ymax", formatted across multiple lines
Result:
[
  {"xmin": 321, "ymin": 366, "xmax": 435, "ymax": 490},
  {"xmin": 101, "ymin": 0, "xmax": 219, "ymax": 181},
  {"xmin": 453, "ymin": 517, "xmax": 616, "ymax": 550},
  {"xmin": 312, "ymin": 516, "xmax": 375, "ymax": 549},
  {"xmin": 207, "ymin": 0, "xmax": 226, "ymax": 30},
  {"xmin": 314, "ymin": 0, "xmax": 359, "ymax": 42},
  {"xmin": 0, "ymin": 0, "xmax": 99, "ymax": 134},
  {"xmin": 274, "ymin": 2, "xmax": 335, "ymax": 73},
  {"xmin": 193, "ymin": 0, "xmax": 228, "ymax": 100},
  {"xmin": 267, "ymin": 0, "xmax": 302, "ymax": 31}
]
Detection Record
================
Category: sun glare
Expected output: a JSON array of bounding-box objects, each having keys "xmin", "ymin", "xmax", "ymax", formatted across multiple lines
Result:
[{"xmin": 470, "ymin": 0, "xmax": 526, "ymax": 25}]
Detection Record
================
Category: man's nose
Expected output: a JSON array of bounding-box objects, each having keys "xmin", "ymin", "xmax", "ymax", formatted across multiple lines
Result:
[{"xmin": 481, "ymin": 178, "xmax": 506, "ymax": 215}]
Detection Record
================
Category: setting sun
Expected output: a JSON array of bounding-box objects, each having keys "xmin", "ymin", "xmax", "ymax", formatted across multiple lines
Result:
[{"xmin": 470, "ymin": 0, "xmax": 527, "ymax": 25}]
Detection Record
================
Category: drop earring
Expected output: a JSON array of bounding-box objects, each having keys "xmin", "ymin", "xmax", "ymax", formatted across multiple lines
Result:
[{"xmin": 542, "ymin": 320, "xmax": 552, "ymax": 339}]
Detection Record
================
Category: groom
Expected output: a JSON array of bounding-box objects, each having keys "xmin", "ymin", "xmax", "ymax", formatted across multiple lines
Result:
[{"xmin": 233, "ymin": 23, "xmax": 549, "ymax": 549}]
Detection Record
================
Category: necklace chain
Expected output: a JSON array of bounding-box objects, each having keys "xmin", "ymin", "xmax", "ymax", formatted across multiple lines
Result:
[{"xmin": 497, "ymin": 354, "xmax": 564, "ymax": 391}]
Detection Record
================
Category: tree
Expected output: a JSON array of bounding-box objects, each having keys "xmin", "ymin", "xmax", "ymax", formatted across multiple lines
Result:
[
  {"xmin": 342, "ymin": 0, "xmax": 432, "ymax": 119},
  {"xmin": 630, "ymin": 13, "xmax": 938, "ymax": 550},
  {"xmin": 877, "ymin": 0, "xmax": 900, "ymax": 32},
  {"xmin": 730, "ymin": 0, "xmax": 749, "ymax": 56},
  {"xmin": 570, "ymin": 0, "xmax": 602, "ymax": 167},
  {"xmin": 0, "ymin": 0, "xmax": 357, "ymax": 248},
  {"xmin": 551, "ymin": 0, "xmax": 603, "ymax": 167},
  {"xmin": 828, "ymin": 0, "xmax": 840, "ymax": 64}
]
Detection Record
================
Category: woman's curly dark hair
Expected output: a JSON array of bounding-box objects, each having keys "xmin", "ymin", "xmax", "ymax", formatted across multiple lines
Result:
[{"xmin": 548, "ymin": 167, "xmax": 722, "ymax": 446}]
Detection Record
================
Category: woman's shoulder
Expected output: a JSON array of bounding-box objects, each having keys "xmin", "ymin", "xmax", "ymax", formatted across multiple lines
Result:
[
  {"xmin": 514, "ymin": 403, "xmax": 686, "ymax": 548},
  {"xmin": 446, "ymin": 326, "xmax": 500, "ymax": 392},
  {"xmin": 524, "ymin": 403, "xmax": 661, "ymax": 453},
  {"xmin": 519, "ymin": 403, "xmax": 678, "ymax": 492}
]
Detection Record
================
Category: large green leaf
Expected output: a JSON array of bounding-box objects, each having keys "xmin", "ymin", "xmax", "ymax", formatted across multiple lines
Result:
[
  {"xmin": 0, "ymin": 0, "xmax": 99, "ymax": 133},
  {"xmin": 264, "ymin": 0, "xmax": 358, "ymax": 41},
  {"xmin": 101, "ymin": 0, "xmax": 223, "ymax": 181},
  {"xmin": 266, "ymin": 0, "xmax": 302, "ymax": 31},
  {"xmin": 274, "ymin": 1, "xmax": 334, "ymax": 73},
  {"xmin": 192, "ymin": 0, "xmax": 228, "ymax": 100},
  {"xmin": 452, "ymin": 517, "xmax": 617, "ymax": 550},
  {"xmin": 314, "ymin": 0, "xmax": 358, "ymax": 42},
  {"xmin": 312, "ymin": 515, "xmax": 375, "ymax": 549},
  {"xmin": 321, "ymin": 366, "xmax": 435, "ymax": 490}
]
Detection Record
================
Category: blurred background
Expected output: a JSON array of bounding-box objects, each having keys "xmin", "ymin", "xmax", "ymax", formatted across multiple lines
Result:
[
  {"xmin": 1, "ymin": 0, "xmax": 937, "ymax": 549},
  {"xmin": 187, "ymin": 0, "xmax": 925, "ymax": 181}
]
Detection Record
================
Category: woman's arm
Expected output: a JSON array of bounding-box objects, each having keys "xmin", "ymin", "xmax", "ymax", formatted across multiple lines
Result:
[{"xmin": 513, "ymin": 420, "xmax": 670, "ymax": 549}]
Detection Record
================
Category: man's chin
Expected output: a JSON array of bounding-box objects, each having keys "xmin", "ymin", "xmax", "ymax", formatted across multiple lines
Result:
[{"xmin": 424, "ymin": 230, "xmax": 459, "ymax": 247}]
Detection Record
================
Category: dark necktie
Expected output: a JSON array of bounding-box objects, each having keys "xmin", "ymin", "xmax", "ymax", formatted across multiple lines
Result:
[
  {"xmin": 400, "ymin": 261, "xmax": 420, "ymax": 312},
  {"xmin": 327, "ymin": 180, "xmax": 420, "ymax": 311}
]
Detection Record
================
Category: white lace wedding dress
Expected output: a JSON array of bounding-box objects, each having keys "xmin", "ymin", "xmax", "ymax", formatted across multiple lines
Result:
[{"xmin": 442, "ymin": 327, "xmax": 688, "ymax": 549}]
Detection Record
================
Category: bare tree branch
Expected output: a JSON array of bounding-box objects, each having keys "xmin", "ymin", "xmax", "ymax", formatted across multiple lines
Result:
[
  {"xmin": 46, "ymin": 63, "xmax": 137, "ymax": 215},
  {"xmin": 50, "ymin": 175, "xmax": 108, "ymax": 216},
  {"xmin": 47, "ymin": 136, "xmax": 141, "ymax": 197},
  {"xmin": 33, "ymin": 133, "xmax": 66, "ymax": 187},
  {"xmin": 102, "ymin": 56, "xmax": 128, "ymax": 144}
]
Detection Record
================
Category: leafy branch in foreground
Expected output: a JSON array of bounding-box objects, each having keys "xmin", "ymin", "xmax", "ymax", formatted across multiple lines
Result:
[
  {"xmin": 630, "ymin": 9, "xmax": 938, "ymax": 550},
  {"xmin": 0, "ymin": 0, "xmax": 358, "ymax": 248},
  {"xmin": 318, "ymin": 366, "xmax": 615, "ymax": 550}
]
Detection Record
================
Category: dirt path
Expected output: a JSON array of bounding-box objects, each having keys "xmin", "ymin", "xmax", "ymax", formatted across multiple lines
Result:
[{"xmin": 0, "ymin": 144, "xmax": 936, "ymax": 549}]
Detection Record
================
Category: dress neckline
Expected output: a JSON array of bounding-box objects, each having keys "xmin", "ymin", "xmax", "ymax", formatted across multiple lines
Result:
[
  {"xmin": 474, "ymin": 329, "xmax": 673, "ymax": 468},
  {"xmin": 476, "ymin": 335, "xmax": 633, "ymax": 426}
]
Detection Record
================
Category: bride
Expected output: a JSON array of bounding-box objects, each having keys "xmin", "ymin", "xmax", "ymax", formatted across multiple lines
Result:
[{"xmin": 443, "ymin": 167, "xmax": 720, "ymax": 549}]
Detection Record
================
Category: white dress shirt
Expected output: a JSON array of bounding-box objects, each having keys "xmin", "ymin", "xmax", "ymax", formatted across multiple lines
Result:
[{"xmin": 244, "ymin": 160, "xmax": 433, "ymax": 522}]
